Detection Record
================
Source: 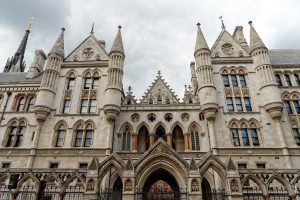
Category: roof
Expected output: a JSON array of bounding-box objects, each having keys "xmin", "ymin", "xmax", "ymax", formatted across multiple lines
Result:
[
  {"xmin": 0, "ymin": 72, "xmax": 43, "ymax": 85},
  {"xmin": 269, "ymin": 49, "xmax": 300, "ymax": 65}
]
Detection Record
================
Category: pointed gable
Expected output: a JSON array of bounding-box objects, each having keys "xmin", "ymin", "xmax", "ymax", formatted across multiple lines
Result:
[
  {"xmin": 211, "ymin": 29, "xmax": 250, "ymax": 58},
  {"xmin": 65, "ymin": 34, "xmax": 109, "ymax": 62},
  {"xmin": 140, "ymin": 71, "xmax": 179, "ymax": 104}
]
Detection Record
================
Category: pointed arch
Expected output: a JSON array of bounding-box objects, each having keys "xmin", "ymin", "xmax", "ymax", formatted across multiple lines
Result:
[
  {"xmin": 44, "ymin": 173, "xmax": 63, "ymax": 188},
  {"xmin": 65, "ymin": 69, "xmax": 78, "ymax": 77},
  {"xmin": 73, "ymin": 120, "xmax": 85, "ymax": 129},
  {"xmin": 17, "ymin": 173, "xmax": 39, "ymax": 190},
  {"xmin": 92, "ymin": 69, "xmax": 101, "ymax": 77},
  {"xmin": 228, "ymin": 119, "xmax": 239, "ymax": 128},
  {"xmin": 85, "ymin": 119, "xmax": 96, "ymax": 129},
  {"xmin": 188, "ymin": 121, "xmax": 202, "ymax": 132},
  {"xmin": 82, "ymin": 69, "xmax": 92, "ymax": 77},
  {"xmin": 62, "ymin": 173, "xmax": 86, "ymax": 192},
  {"xmin": 281, "ymin": 91, "xmax": 291, "ymax": 99},
  {"xmin": 238, "ymin": 66, "xmax": 248, "ymax": 74},
  {"xmin": 119, "ymin": 122, "xmax": 133, "ymax": 133},
  {"xmin": 241, "ymin": 175, "xmax": 267, "ymax": 195},
  {"xmin": 153, "ymin": 122, "xmax": 167, "ymax": 133},
  {"xmin": 18, "ymin": 117, "xmax": 28, "ymax": 126},
  {"xmin": 239, "ymin": 118, "xmax": 249, "ymax": 127},
  {"xmin": 54, "ymin": 120, "xmax": 68, "ymax": 130},
  {"xmin": 170, "ymin": 122, "xmax": 185, "ymax": 133},
  {"xmin": 266, "ymin": 175, "xmax": 294, "ymax": 196},
  {"xmin": 136, "ymin": 122, "xmax": 150, "ymax": 134},
  {"xmin": 220, "ymin": 66, "xmax": 228, "ymax": 74}
]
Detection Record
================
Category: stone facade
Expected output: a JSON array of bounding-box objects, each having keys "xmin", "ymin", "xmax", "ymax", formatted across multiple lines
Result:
[{"xmin": 0, "ymin": 20, "xmax": 300, "ymax": 200}]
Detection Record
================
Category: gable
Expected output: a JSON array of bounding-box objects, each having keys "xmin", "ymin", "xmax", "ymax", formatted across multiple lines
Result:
[
  {"xmin": 65, "ymin": 35, "xmax": 109, "ymax": 62},
  {"xmin": 140, "ymin": 72, "xmax": 179, "ymax": 104},
  {"xmin": 211, "ymin": 30, "xmax": 250, "ymax": 58}
]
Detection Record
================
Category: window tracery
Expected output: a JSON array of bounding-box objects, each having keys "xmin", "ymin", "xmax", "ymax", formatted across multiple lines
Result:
[
  {"xmin": 190, "ymin": 125, "xmax": 200, "ymax": 150},
  {"xmin": 229, "ymin": 119, "xmax": 261, "ymax": 147},
  {"xmin": 14, "ymin": 94, "xmax": 36, "ymax": 112},
  {"xmin": 54, "ymin": 122, "xmax": 66, "ymax": 147},
  {"xmin": 4, "ymin": 119, "xmax": 26, "ymax": 147},
  {"xmin": 122, "ymin": 126, "xmax": 131, "ymax": 151},
  {"xmin": 73, "ymin": 121, "xmax": 94, "ymax": 147}
]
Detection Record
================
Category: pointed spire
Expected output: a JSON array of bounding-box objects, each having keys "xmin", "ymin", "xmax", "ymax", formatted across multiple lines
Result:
[
  {"xmin": 3, "ymin": 17, "xmax": 33, "ymax": 72},
  {"xmin": 219, "ymin": 16, "xmax": 225, "ymax": 29},
  {"xmin": 194, "ymin": 23, "xmax": 209, "ymax": 54},
  {"xmin": 110, "ymin": 25, "xmax": 124, "ymax": 55},
  {"xmin": 90, "ymin": 22, "xmax": 94, "ymax": 35},
  {"xmin": 49, "ymin": 27, "xmax": 65, "ymax": 58},
  {"xmin": 248, "ymin": 21, "xmax": 267, "ymax": 53}
]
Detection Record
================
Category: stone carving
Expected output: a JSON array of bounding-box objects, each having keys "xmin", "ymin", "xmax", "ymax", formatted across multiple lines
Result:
[
  {"xmin": 191, "ymin": 179, "xmax": 199, "ymax": 192},
  {"xmin": 164, "ymin": 113, "xmax": 173, "ymax": 122},
  {"xmin": 189, "ymin": 158, "xmax": 198, "ymax": 171},
  {"xmin": 125, "ymin": 158, "xmax": 133, "ymax": 171},
  {"xmin": 83, "ymin": 48, "xmax": 94, "ymax": 59},
  {"xmin": 221, "ymin": 43, "xmax": 235, "ymax": 55},
  {"xmin": 148, "ymin": 113, "xmax": 156, "ymax": 122},
  {"xmin": 125, "ymin": 179, "xmax": 132, "ymax": 191},
  {"xmin": 230, "ymin": 179, "xmax": 239, "ymax": 192},
  {"xmin": 87, "ymin": 179, "xmax": 95, "ymax": 191},
  {"xmin": 131, "ymin": 113, "xmax": 140, "ymax": 123},
  {"xmin": 227, "ymin": 157, "xmax": 236, "ymax": 171},
  {"xmin": 181, "ymin": 113, "xmax": 190, "ymax": 122}
]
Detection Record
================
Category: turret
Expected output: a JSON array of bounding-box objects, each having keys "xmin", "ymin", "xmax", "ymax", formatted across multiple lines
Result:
[
  {"xmin": 190, "ymin": 62, "xmax": 198, "ymax": 95},
  {"xmin": 33, "ymin": 28, "xmax": 65, "ymax": 122},
  {"xmin": 103, "ymin": 26, "xmax": 125, "ymax": 121},
  {"xmin": 249, "ymin": 21, "xmax": 283, "ymax": 119},
  {"xmin": 3, "ymin": 17, "xmax": 34, "ymax": 73},
  {"xmin": 194, "ymin": 23, "xmax": 218, "ymax": 120}
]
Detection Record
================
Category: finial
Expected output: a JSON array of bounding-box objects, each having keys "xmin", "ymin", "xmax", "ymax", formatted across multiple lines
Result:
[
  {"xmin": 90, "ymin": 22, "xmax": 94, "ymax": 34},
  {"xmin": 219, "ymin": 16, "xmax": 225, "ymax": 29},
  {"xmin": 128, "ymin": 86, "xmax": 132, "ymax": 92},
  {"xmin": 196, "ymin": 22, "xmax": 201, "ymax": 28},
  {"xmin": 157, "ymin": 70, "xmax": 161, "ymax": 77},
  {"xmin": 61, "ymin": 27, "xmax": 65, "ymax": 32},
  {"xmin": 26, "ymin": 16, "xmax": 35, "ymax": 32},
  {"xmin": 118, "ymin": 25, "xmax": 122, "ymax": 30},
  {"xmin": 248, "ymin": 20, "xmax": 253, "ymax": 25}
]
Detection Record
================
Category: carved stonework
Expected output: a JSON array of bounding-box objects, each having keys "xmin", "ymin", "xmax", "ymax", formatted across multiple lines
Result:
[
  {"xmin": 83, "ymin": 48, "xmax": 94, "ymax": 59},
  {"xmin": 131, "ymin": 113, "xmax": 140, "ymax": 123},
  {"xmin": 221, "ymin": 43, "xmax": 235, "ymax": 55},
  {"xmin": 230, "ymin": 179, "xmax": 239, "ymax": 192},
  {"xmin": 242, "ymin": 88, "xmax": 249, "ymax": 96},
  {"xmin": 227, "ymin": 157, "xmax": 237, "ymax": 171},
  {"xmin": 191, "ymin": 179, "xmax": 199, "ymax": 192},
  {"xmin": 125, "ymin": 179, "xmax": 132, "ymax": 191},
  {"xmin": 189, "ymin": 158, "xmax": 198, "ymax": 171},
  {"xmin": 225, "ymin": 88, "xmax": 232, "ymax": 96},
  {"xmin": 125, "ymin": 158, "xmax": 133, "ymax": 171},
  {"xmin": 181, "ymin": 113, "xmax": 190, "ymax": 122},
  {"xmin": 87, "ymin": 179, "xmax": 95, "ymax": 191}
]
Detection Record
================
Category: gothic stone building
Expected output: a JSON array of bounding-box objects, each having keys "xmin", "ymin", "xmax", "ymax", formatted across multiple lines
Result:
[{"xmin": 0, "ymin": 20, "xmax": 300, "ymax": 200}]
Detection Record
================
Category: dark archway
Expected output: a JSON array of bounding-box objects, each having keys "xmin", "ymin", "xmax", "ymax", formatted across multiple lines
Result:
[
  {"xmin": 141, "ymin": 169, "xmax": 181, "ymax": 200},
  {"xmin": 113, "ymin": 177, "xmax": 123, "ymax": 192},
  {"xmin": 202, "ymin": 178, "xmax": 212, "ymax": 200},
  {"xmin": 137, "ymin": 125, "xmax": 150, "ymax": 153},
  {"xmin": 172, "ymin": 125, "xmax": 184, "ymax": 151},
  {"xmin": 155, "ymin": 125, "xmax": 166, "ymax": 142}
]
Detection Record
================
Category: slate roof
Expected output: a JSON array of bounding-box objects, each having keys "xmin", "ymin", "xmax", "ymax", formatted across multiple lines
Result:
[
  {"xmin": 269, "ymin": 49, "xmax": 300, "ymax": 65},
  {"xmin": 0, "ymin": 72, "xmax": 43, "ymax": 85}
]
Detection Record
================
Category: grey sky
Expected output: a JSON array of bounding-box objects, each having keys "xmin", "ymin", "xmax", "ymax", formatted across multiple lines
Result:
[{"xmin": 1, "ymin": 0, "xmax": 300, "ymax": 100}]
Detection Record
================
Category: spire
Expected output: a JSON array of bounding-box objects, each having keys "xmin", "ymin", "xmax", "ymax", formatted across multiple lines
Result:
[
  {"xmin": 194, "ymin": 23, "xmax": 209, "ymax": 54},
  {"xmin": 3, "ymin": 17, "xmax": 34, "ymax": 73},
  {"xmin": 49, "ymin": 27, "xmax": 65, "ymax": 58},
  {"xmin": 90, "ymin": 22, "xmax": 94, "ymax": 35},
  {"xmin": 219, "ymin": 16, "xmax": 225, "ymax": 29},
  {"xmin": 248, "ymin": 21, "xmax": 267, "ymax": 53},
  {"xmin": 110, "ymin": 25, "xmax": 124, "ymax": 55}
]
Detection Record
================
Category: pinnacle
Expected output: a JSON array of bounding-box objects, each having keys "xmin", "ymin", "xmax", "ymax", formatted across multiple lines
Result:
[
  {"xmin": 110, "ymin": 25, "xmax": 124, "ymax": 55},
  {"xmin": 249, "ymin": 21, "xmax": 267, "ymax": 53},
  {"xmin": 49, "ymin": 28, "xmax": 65, "ymax": 58},
  {"xmin": 194, "ymin": 22, "xmax": 209, "ymax": 54}
]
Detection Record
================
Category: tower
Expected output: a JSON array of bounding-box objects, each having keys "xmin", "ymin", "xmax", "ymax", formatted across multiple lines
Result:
[
  {"xmin": 33, "ymin": 28, "xmax": 65, "ymax": 122},
  {"xmin": 3, "ymin": 17, "xmax": 34, "ymax": 73},
  {"xmin": 103, "ymin": 26, "xmax": 125, "ymax": 153},
  {"xmin": 249, "ymin": 21, "xmax": 291, "ymax": 167},
  {"xmin": 194, "ymin": 23, "xmax": 218, "ymax": 153}
]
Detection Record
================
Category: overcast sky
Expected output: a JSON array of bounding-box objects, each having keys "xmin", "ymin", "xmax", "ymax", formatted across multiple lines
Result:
[{"xmin": 1, "ymin": 0, "xmax": 300, "ymax": 100}]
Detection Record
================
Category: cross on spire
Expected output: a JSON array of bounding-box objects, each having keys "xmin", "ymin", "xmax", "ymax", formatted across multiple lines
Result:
[{"xmin": 219, "ymin": 16, "xmax": 225, "ymax": 29}]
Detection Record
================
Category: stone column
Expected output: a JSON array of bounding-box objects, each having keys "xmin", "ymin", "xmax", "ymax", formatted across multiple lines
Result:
[
  {"xmin": 150, "ymin": 133, "xmax": 155, "ymax": 145},
  {"xmin": 27, "ymin": 121, "xmax": 42, "ymax": 168},
  {"xmin": 184, "ymin": 133, "xmax": 189, "ymax": 151},
  {"xmin": 207, "ymin": 119, "xmax": 217, "ymax": 155},
  {"xmin": 106, "ymin": 121, "xmax": 114, "ymax": 155},
  {"xmin": 167, "ymin": 133, "xmax": 172, "ymax": 146},
  {"xmin": 132, "ymin": 134, "xmax": 137, "ymax": 152}
]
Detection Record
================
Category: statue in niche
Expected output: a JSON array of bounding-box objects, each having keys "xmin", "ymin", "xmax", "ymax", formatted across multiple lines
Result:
[
  {"xmin": 125, "ymin": 179, "xmax": 132, "ymax": 191},
  {"xmin": 191, "ymin": 179, "xmax": 199, "ymax": 192},
  {"xmin": 230, "ymin": 179, "xmax": 239, "ymax": 192}
]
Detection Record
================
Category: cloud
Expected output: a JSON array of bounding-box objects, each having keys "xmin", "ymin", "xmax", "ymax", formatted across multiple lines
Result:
[{"xmin": 1, "ymin": 0, "xmax": 300, "ymax": 100}]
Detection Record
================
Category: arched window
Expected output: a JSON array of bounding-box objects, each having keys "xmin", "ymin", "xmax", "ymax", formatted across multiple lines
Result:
[
  {"xmin": 17, "ymin": 97, "xmax": 26, "ymax": 111},
  {"xmin": 285, "ymin": 74, "xmax": 292, "ymax": 86},
  {"xmin": 27, "ymin": 97, "xmax": 35, "ymax": 111},
  {"xmin": 74, "ymin": 122, "xmax": 94, "ymax": 147},
  {"xmin": 231, "ymin": 74, "xmax": 238, "ymax": 87},
  {"xmin": 122, "ymin": 127, "xmax": 131, "ymax": 151},
  {"xmin": 149, "ymin": 98, "xmax": 153, "ymax": 104},
  {"xmin": 275, "ymin": 74, "xmax": 282, "ymax": 86},
  {"xmin": 284, "ymin": 100, "xmax": 293, "ymax": 114},
  {"xmin": 190, "ymin": 126, "xmax": 200, "ymax": 150},
  {"xmin": 294, "ymin": 74, "xmax": 300, "ymax": 86},
  {"xmin": 5, "ymin": 120, "xmax": 26, "ymax": 147},
  {"xmin": 67, "ymin": 78, "xmax": 75, "ymax": 90},
  {"xmin": 55, "ymin": 123, "xmax": 66, "ymax": 147},
  {"xmin": 157, "ymin": 95, "xmax": 162, "ymax": 104},
  {"xmin": 230, "ymin": 120, "xmax": 261, "ymax": 147}
]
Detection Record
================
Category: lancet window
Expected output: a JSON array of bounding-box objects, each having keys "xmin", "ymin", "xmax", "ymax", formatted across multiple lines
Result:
[{"xmin": 4, "ymin": 119, "xmax": 26, "ymax": 147}]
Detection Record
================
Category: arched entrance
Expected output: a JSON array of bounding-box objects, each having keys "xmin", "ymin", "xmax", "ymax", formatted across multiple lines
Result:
[
  {"xmin": 202, "ymin": 178, "xmax": 212, "ymax": 200},
  {"xmin": 138, "ymin": 169, "xmax": 184, "ymax": 200}
]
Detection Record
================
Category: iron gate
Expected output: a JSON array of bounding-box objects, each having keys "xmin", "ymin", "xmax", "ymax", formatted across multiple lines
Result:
[
  {"xmin": 17, "ymin": 186, "xmax": 37, "ymax": 200},
  {"xmin": 0, "ymin": 185, "xmax": 11, "ymax": 200},
  {"xmin": 135, "ymin": 188, "xmax": 188, "ymax": 200}
]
